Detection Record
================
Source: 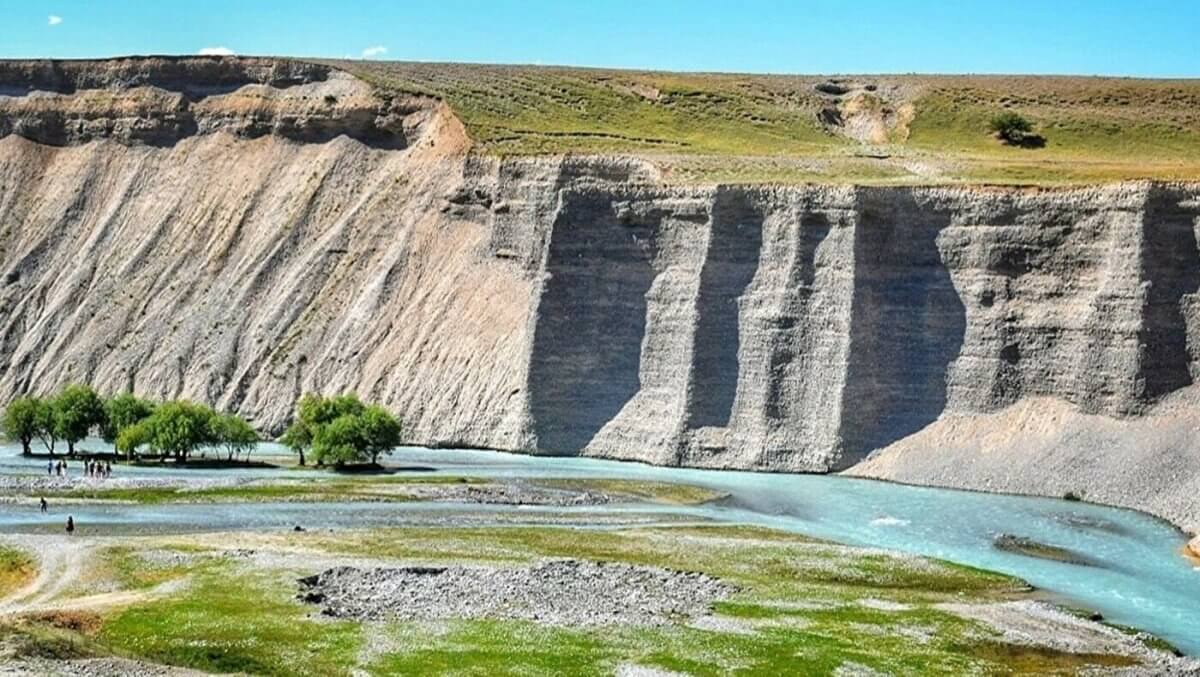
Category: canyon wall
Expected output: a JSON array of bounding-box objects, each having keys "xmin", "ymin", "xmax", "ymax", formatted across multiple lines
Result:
[
  {"xmin": 1, "ymin": 60, "xmax": 1198, "ymax": 522},
  {"xmin": 467, "ymin": 175, "xmax": 1198, "ymax": 473}
]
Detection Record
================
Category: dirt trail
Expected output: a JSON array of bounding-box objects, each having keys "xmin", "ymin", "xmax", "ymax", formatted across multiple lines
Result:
[
  {"xmin": 0, "ymin": 535, "xmax": 169, "ymax": 616},
  {"xmin": 0, "ymin": 535, "xmax": 89, "ymax": 614}
]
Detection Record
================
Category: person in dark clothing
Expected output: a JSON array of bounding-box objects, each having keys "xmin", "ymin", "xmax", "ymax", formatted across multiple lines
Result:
[
  {"xmin": 65, "ymin": 515, "xmax": 74, "ymax": 535},
  {"xmin": 39, "ymin": 497, "xmax": 47, "ymax": 513},
  {"xmin": 47, "ymin": 461, "xmax": 52, "ymax": 476}
]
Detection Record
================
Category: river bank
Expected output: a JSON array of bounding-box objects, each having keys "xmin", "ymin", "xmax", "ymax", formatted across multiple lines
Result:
[{"xmin": 1, "ymin": 442, "xmax": 1198, "ymax": 660}]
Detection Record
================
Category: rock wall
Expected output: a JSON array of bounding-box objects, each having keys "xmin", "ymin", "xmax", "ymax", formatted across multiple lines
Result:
[
  {"xmin": 1, "ymin": 59, "xmax": 1198, "ymax": 494},
  {"xmin": 471, "ymin": 177, "xmax": 1199, "ymax": 472}
]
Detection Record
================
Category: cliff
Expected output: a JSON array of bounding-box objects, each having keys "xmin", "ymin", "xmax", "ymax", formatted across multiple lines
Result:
[{"xmin": 1, "ymin": 58, "xmax": 1197, "ymax": 527}]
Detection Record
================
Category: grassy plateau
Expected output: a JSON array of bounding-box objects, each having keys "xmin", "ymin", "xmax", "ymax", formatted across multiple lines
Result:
[{"xmin": 327, "ymin": 60, "xmax": 1200, "ymax": 185}]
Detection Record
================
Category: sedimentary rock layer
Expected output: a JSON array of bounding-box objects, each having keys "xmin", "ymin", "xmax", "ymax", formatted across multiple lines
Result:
[{"xmin": 1, "ymin": 59, "xmax": 1198, "ymax": 526}]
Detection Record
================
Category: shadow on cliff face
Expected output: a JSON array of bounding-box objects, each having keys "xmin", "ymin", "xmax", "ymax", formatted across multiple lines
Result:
[
  {"xmin": 686, "ymin": 189, "xmax": 764, "ymax": 429},
  {"xmin": 764, "ymin": 212, "xmax": 835, "ymax": 424},
  {"xmin": 527, "ymin": 190, "xmax": 659, "ymax": 453},
  {"xmin": 1139, "ymin": 185, "xmax": 1200, "ymax": 400},
  {"xmin": 838, "ymin": 189, "xmax": 964, "ymax": 466}
]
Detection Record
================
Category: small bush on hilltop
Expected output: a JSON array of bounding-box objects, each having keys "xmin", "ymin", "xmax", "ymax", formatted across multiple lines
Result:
[{"xmin": 989, "ymin": 111, "xmax": 1043, "ymax": 147}]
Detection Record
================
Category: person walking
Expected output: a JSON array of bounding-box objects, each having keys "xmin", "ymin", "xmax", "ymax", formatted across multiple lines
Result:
[
  {"xmin": 39, "ymin": 497, "xmax": 47, "ymax": 513},
  {"xmin": 65, "ymin": 515, "xmax": 74, "ymax": 535},
  {"xmin": 47, "ymin": 461, "xmax": 52, "ymax": 476}
]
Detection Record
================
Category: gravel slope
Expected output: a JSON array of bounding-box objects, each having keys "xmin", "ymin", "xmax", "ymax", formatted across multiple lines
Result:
[{"xmin": 847, "ymin": 389, "xmax": 1200, "ymax": 534}]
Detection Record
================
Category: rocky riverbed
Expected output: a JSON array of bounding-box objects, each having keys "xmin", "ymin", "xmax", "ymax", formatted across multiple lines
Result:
[{"xmin": 296, "ymin": 559, "xmax": 737, "ymax": 626}]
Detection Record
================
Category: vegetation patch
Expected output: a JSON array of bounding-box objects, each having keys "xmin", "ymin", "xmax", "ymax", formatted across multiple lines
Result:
[
  {"xmin": 533, "ymin": 478, "xmax": 726, "ymax": 504},
  {"xmin": 0, "ymin": 524, "xmax": 1159, "ymax": 675},
  {"xmin": 0, "ymin": 545, "xmax": 35, "ymax": 598},
  {"xmin": 99, "ymin": 563, "xmax": 362, "ymax": 675},
  {"xmin": 42, "ymin": 476, "xmax": 489, "ymax": 505}
]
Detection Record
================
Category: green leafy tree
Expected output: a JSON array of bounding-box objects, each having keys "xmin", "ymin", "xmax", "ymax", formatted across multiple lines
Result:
[
  {"xmin": 51, "ymin": 384, "xmax": 106, "ymax": 456},
  {"xmin": 33, "ymin": 399, "xmax": 57, "ymax": 455},
  {"xmin": 989, "ymin": 111, "xmax": 1034, "ymax": 144},
  {"xmin": 141, "ymin": 401, "xmax": 216, "ymax": 461},
  {"xmin": 312, "ymin": 414, "xmax": 364, "ymax": 466},
  {"xmin": 116, "ymin": 422, "xmax": 150, "ymax": 459},
  {"xmin": 101, "ymin": 393, "xmax": 156, "ymax": 443},
  {"xmin": 210, "ymin": 413, "xmax": 259, "ymax": 461},
  {"xmin": 281, "ymin": 393, "xmax": 365, "ymax": 466},
  {"xmin": 2, "ymin": 396, "xmax": 43, "ymax": 455},
  {"xmin": 359, "ymin": 405, "xmax": 402, "ymax": 465}
]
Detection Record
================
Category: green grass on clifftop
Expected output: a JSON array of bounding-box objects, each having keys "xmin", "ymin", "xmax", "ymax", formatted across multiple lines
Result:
[{"xmin": 329, "ymin": 61, "xmax": 1200, "ymax": 184}]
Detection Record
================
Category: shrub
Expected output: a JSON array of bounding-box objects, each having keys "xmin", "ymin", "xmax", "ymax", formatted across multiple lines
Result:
[{"xmin": 989, "ymin": 111, "xmax": 1037, "ymax": 145}]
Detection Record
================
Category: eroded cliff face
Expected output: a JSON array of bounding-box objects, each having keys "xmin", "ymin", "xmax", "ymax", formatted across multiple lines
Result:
[
  {"xmin": 463, "ymin": 174, "xmax": 1199, "ymax": 472},
  {"xmin": 1, "ymin": 59, "xmax": 1198, "ymax": 499}
]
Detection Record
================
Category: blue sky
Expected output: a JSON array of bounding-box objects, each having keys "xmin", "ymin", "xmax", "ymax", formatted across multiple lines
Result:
[{"xmin": 4, "ymin": 1, "xmax": 1198, "ymax": 77}]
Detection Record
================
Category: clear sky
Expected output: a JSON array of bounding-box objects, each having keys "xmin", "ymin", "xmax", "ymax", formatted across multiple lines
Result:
[{"xmin": 4, "ymin": 1, "xmax": 1197, "ymax": 77}]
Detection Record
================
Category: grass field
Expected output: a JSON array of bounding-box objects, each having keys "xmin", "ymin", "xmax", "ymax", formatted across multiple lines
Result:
[
  {"xmin": 327, "ymin": 60, "xmax": 1200, "ymax": 184},
  {"xmin": 2, "ymin": 524, "xmax": 1162, "ymax": 675},
  {"xmin": 28, "ymin": 476, "xmax": 722, "ymax": 506}
]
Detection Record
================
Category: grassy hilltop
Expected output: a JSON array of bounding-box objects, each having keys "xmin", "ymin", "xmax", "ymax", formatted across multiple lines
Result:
[{"xmin": 329, "ymin": 60, "xmax": 1200, "ymax": 184}]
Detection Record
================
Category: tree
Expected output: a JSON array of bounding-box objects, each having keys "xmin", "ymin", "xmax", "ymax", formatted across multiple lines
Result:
[
  {"xmin": 116, "ymin": 422, "xmax": 150, "ymax": 459},
  {"xmin": 210, "ymin": 413, "xmax": 258, "ymax": 461},
  {"xmin": 101, "ymin": 393, "xmax": 156, "ymax": 443},
  {"xmin": 281, "ymin": 393, "xmax": 366, "ymax": 466},
  {"xmin": 141, "ymin": 401, "xmax": 216, "ymax": 461},
  {"xmin": 280, "ymin": 420, "xmax": 310, "ymax": 467},
  {"xmin": 990, "ymin": 111, "xmax": 1035, "ymax": 145},
  {"xmin": 359, "ymin": 405, "xmax": 401, "ymax": 465},
  {"xmin": 282, "ymin": 393, "xmax": 400, "ymax": 467},
  {"xmin": 51, "ymin": 384, "xmax": 106, "ymax": 456},
  {"xmin": 2, "ymin": 396, "xmax": 42, "ymax": 455},
  {"xmin": 33, "ymin": 399, "xmax": 57, "ymax": 455},
  {"xmin": 312, "ymin": 414, "xmax": 364, "ymax": 466}
]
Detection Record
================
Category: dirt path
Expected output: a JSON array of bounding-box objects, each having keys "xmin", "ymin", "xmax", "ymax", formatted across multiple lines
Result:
[
  {"xmin": 0, "ymin": 535, "xmax": 172, "ymax": 616},
  {"xmin": 0, "ymin": 535, "xmax": 90, "ymax": 615}
]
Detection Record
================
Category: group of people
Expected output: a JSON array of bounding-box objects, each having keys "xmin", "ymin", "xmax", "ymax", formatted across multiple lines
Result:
[
  {"xmin": 40, "ymin": 458, "xmax": 114, "ymax": 536},
  {"xmin": 47, "ymin": 459, "xmax": 113, "ymax": 478}
]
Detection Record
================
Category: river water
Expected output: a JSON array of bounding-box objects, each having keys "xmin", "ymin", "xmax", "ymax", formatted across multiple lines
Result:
[{"xmin": 0, "ymin": 443, "xmax": 1197, "ymax": 654}]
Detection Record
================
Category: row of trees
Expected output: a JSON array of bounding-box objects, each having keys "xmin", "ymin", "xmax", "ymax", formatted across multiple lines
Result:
[
  {"xmin": 3, "ymin": 384, "xmax": 106, "ymax": 456},
  {"xmin": 4, "ymin": 387, "xmax": 404, "ymax": 468},
  {"xmin": 282, "ymin": 393, "xmax": 401, "ymax": 467},
  {"xmin": 1, "ymin": 385, "xmax": 258, "ymax": 461}
]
